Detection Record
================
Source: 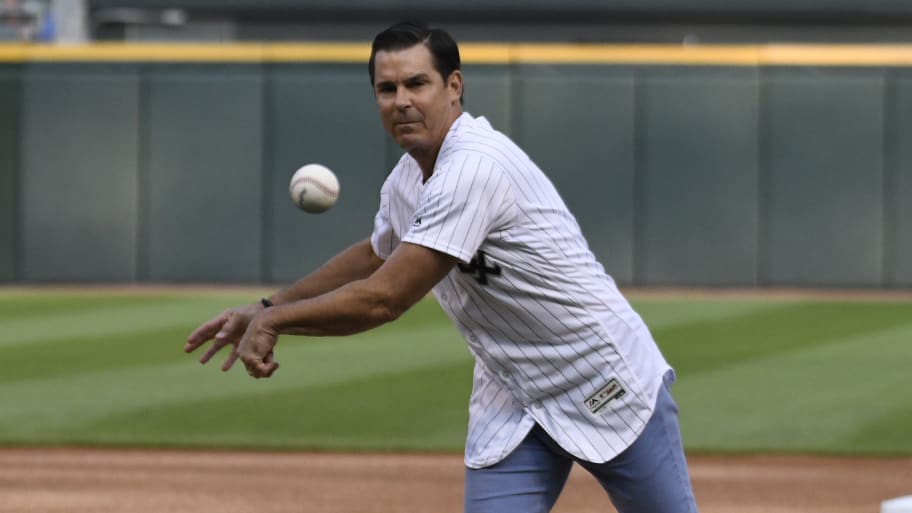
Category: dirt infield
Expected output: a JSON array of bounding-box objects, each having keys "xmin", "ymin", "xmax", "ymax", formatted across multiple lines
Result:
[{"xmin": 1, "ymin": 448, "xmax": 909, "ymax": 513}]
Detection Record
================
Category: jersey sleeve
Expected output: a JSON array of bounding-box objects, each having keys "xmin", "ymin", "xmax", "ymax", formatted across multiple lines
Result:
[
  {"xmin": 370, "ymin": 188, "xmax": 398, "ymax": 261},
  {"xmin": 402, "ymin": 153, "xmax": 514, "ymax": 263}
]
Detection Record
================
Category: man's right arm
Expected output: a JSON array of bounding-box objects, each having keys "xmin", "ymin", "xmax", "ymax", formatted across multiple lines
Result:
[
  {"xmin": 266, "ymin": 237, "xmax": 385, "ymax": 305},
  {"xmin": 185, "ymin": 237, "xmax": 384, "ymax": 368}
]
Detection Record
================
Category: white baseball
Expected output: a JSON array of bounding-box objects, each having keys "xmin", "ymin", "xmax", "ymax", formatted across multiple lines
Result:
[{"xmin": 289, "ymin": 163, "xmax": 340, "ymax": 213}]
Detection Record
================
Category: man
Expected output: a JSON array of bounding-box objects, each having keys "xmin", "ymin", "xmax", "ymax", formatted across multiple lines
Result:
[{"xmin": 186, "ymin": 21, "xmax": 699, "ymax": 513}]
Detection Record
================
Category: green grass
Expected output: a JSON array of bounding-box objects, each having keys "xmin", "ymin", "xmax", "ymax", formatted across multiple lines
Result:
[{"xmin": 1, "ymin": 290, "xmax": 910, "ymax": 456}]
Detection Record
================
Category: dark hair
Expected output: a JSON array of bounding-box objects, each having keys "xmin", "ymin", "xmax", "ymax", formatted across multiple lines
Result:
[{"xmin": 369, "ymin": 21, "xmax": 463, "ymax": 102}]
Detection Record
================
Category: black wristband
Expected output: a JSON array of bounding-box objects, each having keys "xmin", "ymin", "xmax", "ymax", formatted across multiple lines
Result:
[{"xmin": 260, "ymin": 297, "xmax": 273, "ymax": 308}]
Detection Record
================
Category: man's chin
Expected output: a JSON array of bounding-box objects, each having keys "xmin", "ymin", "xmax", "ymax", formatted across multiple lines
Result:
[{"xmin": 394, "ymin": 134, "xmax": 425, "ymax": 152}]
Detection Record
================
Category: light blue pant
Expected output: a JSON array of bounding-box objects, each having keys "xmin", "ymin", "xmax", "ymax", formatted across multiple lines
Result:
[{"xmin": 464, "ymin": 382, "xmax": 698, "ymax": 513}]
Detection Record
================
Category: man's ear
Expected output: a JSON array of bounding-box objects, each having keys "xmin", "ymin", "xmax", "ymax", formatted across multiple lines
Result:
[{"xmin": 448, "ymin": 70, "xmax": 464, "ymax": 105}]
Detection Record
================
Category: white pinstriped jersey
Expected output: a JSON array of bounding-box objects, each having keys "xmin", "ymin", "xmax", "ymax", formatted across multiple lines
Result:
[{"xmin": 370, "ymin": 113, "xmax": 672, "ymax": 469}]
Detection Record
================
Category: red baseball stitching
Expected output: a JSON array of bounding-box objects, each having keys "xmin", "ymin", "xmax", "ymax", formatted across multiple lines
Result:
[{"xmin": 293, "ymin": 176, "xmax": 338, "ymax": 198}]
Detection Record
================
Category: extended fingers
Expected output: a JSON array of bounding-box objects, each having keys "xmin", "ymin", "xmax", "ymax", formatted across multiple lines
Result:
[
  {"xmin": 199, "ymin": 338, "xmax": 231, "ymax": 364},
  {"xmin": 198, "ymin": 313, "xmax": 250, "ymax": 365},
  {"xmin": 221, "ymin": 346, "xmax": 241, "ymax": 372},
  {"xmin": 185, "ymin": 313, "xmax": 229, "ymax": 353},
  {"xmin": 214, "ymin": 313, "xmax": 245, "ymax": 342},
  {"xmin": 188, "ymin": 307, "xmax": 277, "ymax": 376}
]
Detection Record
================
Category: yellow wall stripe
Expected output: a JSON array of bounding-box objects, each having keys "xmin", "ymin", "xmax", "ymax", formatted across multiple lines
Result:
[
  {"xmin": 512, "ymin": 44, "xmax": 763, "ymax": 65},
  {"xmin": 2, "ymin": 42, "xmax": 912, "ymax": 66},
  {"xmin": 759, "ymin": 44, "xmax": 912, "ymax": 66}
]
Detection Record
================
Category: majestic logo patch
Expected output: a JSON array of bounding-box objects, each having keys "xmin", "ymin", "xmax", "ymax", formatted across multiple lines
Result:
[
  {"xmin": 412, "ymin": 216, "xmax": 422, "ymax": 227},
  {"xmin": 584, "ymin": 378, "xmax": 626, "ymax": 415}
]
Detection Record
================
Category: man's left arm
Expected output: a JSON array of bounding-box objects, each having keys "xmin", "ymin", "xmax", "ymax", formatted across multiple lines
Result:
[{"xmin": 235, "ymin": 242, "xmax": 457, "ymax": 378}]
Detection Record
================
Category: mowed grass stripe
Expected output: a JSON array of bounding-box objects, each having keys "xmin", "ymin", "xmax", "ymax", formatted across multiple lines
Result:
[
  {"xmin": 0, "ymin": 324, "xmax": 192, "ymax": 384},
  {"xmin": 0, "ymin": 295, "xmax": 758, "ymax": 443},
  {"xmin": 0, "ymin": 297, "xmax": 464, "ymax": 384},
  {"xmin": 675, "ymin": 321, "xmax": 912, "ymax": 455},
  {"xmin": 847, "ymin": 402, "xmax": 912, "ymax": 455},
  {"xmin": 0, "ymin": 295, "xmax": 261, "ymax": 348},
  {"xmin": 652, "ymin": 301, "xmax": 912, "ymax": 375},
  {"xmin": 41, "ymin": 360, "xmax": 474, "ymax": 452},
  {"xmin": 2, "ymin": 292, "xmax": 910, "ymax": 456},
  {"xmin": 0, "ymin": 295, "xmax": 176, "ymax": 321},
  {"xmin": 631, "ymin": 298, "xmax": 784, "ymax": 330},
  {"xmin": 0, "ymin": 316, "xmax": 469, "ymax": 440}
]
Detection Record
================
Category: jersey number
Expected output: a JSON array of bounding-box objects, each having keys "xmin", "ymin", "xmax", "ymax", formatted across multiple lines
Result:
[{"xmin": 457, "ymin": 251, "xmax": 501, "ymax": 285}]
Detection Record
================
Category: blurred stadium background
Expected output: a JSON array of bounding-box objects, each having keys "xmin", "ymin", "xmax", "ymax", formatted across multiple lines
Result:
[{"xmin": 0, "ymin": 0, "xmax": 910, "ymax": 289}]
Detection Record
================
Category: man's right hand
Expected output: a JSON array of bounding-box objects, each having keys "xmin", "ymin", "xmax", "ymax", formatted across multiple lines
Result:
[{"xmin": 184, "ymin": 302, "xmax": 266, "ymax": 372}]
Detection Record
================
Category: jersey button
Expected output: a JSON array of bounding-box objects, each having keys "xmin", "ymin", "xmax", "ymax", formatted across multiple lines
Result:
[
  {"xmin": 469, "ymin": 334, "xmax": 478, "ymax": 343},
  {"xmin": 532, "ymin": 401, "xmax": 543, "ymax": 409},
  {"xmin": 441, "ymin": 293, "xmax": 449, "ymax": 301},
  {"xmin": 499, "ymin": 370, "xmax": 511, "ymax": 380}
]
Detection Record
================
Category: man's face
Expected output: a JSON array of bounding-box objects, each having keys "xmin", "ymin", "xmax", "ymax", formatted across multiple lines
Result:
[{"xmin": 372, "ymin": 44, "xmax": 462, "ymax": 155}]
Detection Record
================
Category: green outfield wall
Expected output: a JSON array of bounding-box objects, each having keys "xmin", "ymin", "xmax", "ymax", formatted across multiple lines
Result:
[
  {"xmin": 0, "ymin": 44, "xmax": 911, "ymax": 287},
  {"xmin": 0, "ymin": 66, "xmax": 17, "ymax": 282}
]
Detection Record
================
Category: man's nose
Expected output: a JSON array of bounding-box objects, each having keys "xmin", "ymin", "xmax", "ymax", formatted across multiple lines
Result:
[{"xmin": 394, "ymin": 86, "xmax": 411, "ymax": 108}]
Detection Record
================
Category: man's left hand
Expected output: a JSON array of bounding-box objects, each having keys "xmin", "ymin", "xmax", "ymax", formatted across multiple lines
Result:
[{"xmin": 238, "ymin": 315, "xmax": 280, "ymax": 379}]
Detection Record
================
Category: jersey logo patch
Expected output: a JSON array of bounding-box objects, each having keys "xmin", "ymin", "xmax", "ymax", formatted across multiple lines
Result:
[
  {"xmin": 457, "ymin": 251, "xmax": 501, "ymax": 285},
  {"xmin": 413, "ymin": 216, "xmax": 422, "ymax": 227},
  {"xmin": 584, "ymin": 378, "xmax": 626, "ymax": 415}
]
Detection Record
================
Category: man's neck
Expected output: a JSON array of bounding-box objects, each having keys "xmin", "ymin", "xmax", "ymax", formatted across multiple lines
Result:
[
  {"xmin": 413, "ymin": 150, "xmax": 437, "ymax": 182},
  {"xmin": 411, "ymin": 109, "xmax": 463, "ymax": 182}
]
